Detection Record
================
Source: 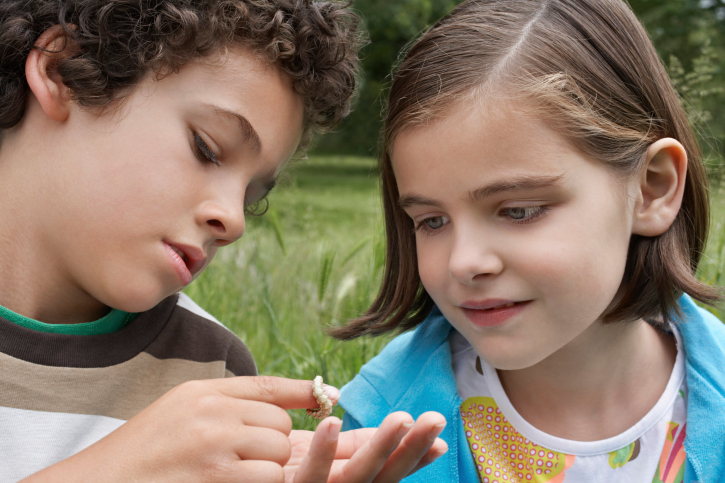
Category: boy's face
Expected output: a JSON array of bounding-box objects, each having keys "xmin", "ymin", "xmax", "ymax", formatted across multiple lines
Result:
[
  {"xmin": 33, "ymin": 45, "xmax": 304, "ymax": 313},
  {"xmin": 391, "ymin": 101, "xmax": 638, "ymax": 371}
]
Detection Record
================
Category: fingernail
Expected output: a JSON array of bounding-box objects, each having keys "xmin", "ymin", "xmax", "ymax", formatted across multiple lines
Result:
[
  {"xmin": 396, "ymin": 420, "xmax": 414, "ymax": 440},
  {"xmin": 433, "ymin": 447, "xmax": 448, "ymax": 458},
  {"xmin": 327, "ymin": 417, "xmax": 342, "ymax": 441},
  {"xmin": 429, "ymin": 422, "xmax": 446, "ymax": 442},
  {"xmin": 322, "ymin": 384, "xmax": 341, "ymax": 403}
]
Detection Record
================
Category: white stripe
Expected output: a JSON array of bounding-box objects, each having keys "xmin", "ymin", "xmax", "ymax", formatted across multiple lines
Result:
[
  {"xmin": 0, "ymin": 406, "xmax": 125, "ymax": 482},
  {"xmin": 176, "ymin": 292, "xmax": 224, "ymax": 326}
]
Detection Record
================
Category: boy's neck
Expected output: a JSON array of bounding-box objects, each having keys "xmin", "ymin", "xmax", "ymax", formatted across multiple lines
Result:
[
  {"xmin": 0, "ymin": 148, "xmax": 110, "ymax": 324},
  {"xmin": 0, "ymin": 272, "xmax": 111, "ymax": 324},
  {"xmin": 496, "ymin": 318, "xmax": 677, "ymax": 441}
]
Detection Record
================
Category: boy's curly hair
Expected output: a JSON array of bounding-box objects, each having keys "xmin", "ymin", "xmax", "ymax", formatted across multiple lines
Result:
[{"xmin": 0, "ymin": 0, "xmax": 363, "ymax": 149}]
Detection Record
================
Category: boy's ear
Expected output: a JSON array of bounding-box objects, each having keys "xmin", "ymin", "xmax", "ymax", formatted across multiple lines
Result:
[
  {"xmin": 24, "ymin": 25, "xmax": 77, "ymax": 122},
  {"xmin": 631, "ymin": 137, "xmax": 687, "ymax": 237}
]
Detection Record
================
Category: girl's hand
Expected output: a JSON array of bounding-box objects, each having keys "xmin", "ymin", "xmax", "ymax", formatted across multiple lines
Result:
[{"xmin": 285, "ymin": 411, "xmax": 448, "ymax": 483}]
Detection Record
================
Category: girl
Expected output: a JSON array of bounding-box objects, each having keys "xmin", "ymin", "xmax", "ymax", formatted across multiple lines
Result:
[
  {"xmin": 0, "ymin": 0, "xmax": 446, "ymax": 481},
  {"xmin": 336, "ymin": 0, "xmax": 725, "ymax": 482}
]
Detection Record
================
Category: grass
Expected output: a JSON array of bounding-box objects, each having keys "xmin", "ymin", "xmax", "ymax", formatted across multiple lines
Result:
[{"xmin": 184, "ymin": 155, "xmax": 725, "ymax": 431}]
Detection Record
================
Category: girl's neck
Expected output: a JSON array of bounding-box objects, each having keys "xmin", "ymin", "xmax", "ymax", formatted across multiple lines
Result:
[{"xmin": 496, "ymin": 318, "xmax": 677, "ymax": 441}]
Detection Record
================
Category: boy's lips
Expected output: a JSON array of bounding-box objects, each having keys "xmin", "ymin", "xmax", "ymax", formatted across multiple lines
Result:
[
  {"xmin": 459, "ymin": 299, "xmax": 531, "ymax": 327},
  {"xmin": 163, "ymin": 241, "xmax": 207, "ymax": 284}
]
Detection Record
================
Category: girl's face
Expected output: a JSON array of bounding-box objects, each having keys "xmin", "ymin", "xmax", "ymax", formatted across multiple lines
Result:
[
  {"xmin": 21, "ymin": 45, "xmax": 304, "ymax": 314},
  {"xmin": 392, "ymin": 103, "xmax": 638, "ymax": 370}
]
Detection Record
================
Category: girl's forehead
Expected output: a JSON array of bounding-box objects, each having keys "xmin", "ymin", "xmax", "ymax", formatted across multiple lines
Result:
[
  {"xmin": 392, "ymin": 100, "xmax": 575, "ymax": 170},
  {"xmin": 390, "ymin": 100, "xmax": 633, "ymax": 201}
]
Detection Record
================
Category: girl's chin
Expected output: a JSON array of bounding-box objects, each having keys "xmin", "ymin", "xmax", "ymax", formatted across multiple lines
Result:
[{"xmin": 474, "ymin": 345, "xmax": 551, "ymax": 372}]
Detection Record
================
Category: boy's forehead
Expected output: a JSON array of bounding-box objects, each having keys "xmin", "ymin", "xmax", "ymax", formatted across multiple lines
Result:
[{"xmin": 167, "ymin": 46, "xmax": 303, "ymax": 161}]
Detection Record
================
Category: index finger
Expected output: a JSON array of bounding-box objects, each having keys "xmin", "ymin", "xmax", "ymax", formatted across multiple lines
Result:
[{"xmin": 211, "ymin": 376, "xmax": 341, "ymax": 410}]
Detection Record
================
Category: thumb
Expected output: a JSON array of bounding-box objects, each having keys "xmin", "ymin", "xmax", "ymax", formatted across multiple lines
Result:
[{"xmin": 212, "ymin": 376, "xmax": 340, "ymax": 410}]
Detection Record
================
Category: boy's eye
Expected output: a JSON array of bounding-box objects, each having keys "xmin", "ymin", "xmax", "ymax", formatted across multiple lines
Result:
[
  {"xmin": 193, "ymin": 132, "xmax": 219, "ymax": 166},
  {"xmin": 500, "ymin": 206, "xmax": 549, "ymax": 223}
]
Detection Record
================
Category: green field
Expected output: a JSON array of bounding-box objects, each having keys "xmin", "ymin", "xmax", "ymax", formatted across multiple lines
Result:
[{"xmin": 184, "ymin": 155, "xmax": 725, "ymax": 431}]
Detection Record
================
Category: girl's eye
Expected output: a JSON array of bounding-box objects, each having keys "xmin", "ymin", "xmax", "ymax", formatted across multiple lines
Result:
[
  {"xmin": 500, "ymin": 206, "xmax": 549, "ymax": 223},
  {"xmin": 194, "ymin": 132, "xmax": 219, "ymax": 166},
  {"xmin": 416, "ymin": 215, "xmax": 450, "ymax": 233}
]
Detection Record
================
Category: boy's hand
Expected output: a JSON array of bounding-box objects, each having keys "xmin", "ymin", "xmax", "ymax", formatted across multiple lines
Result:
[
  {"xmin": 21, "ymin": 376, "xmax": 368, "ymax": 482},
  {"xmin": 285, "ymin": 412, "xmax": 448, "ymax": 483}
]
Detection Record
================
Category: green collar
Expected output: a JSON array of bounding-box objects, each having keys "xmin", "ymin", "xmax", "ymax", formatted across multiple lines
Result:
[{"xmin": 0, "ymin": 304, "xmax": 137, "ymax": 335}]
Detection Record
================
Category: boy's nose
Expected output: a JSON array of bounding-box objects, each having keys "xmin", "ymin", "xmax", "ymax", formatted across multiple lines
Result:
[
  {"xmin": 448, "ymin": 230, "xmax": 504, "ymax": 284},
  {"xmin": 198, "ymin": 202, "xmax": 246, "ymax": 246}
]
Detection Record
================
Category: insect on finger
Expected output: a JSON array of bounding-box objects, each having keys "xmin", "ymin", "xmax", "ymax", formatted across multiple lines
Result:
[{"xmin": 307, "ymin": 375, "xmax": 335, "ymax": 419}]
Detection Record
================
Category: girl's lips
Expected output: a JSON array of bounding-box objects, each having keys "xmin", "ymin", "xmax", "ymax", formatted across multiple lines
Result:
[{"xmin": 460, "ymin": 300, "xmax": 531, "ymax": 328}]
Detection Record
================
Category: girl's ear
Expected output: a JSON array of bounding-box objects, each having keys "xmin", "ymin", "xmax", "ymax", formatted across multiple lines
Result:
[
  {"xmin": 631, "ymin": 138, "xmax": 687, "ymax": 237},
  {"xmin": 24, "ymin": 26, "xmax": 77, "ymax": 122}
]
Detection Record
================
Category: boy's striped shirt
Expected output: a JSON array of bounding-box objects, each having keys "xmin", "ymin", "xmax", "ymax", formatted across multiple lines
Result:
[{"xmin": 0, "ymin": 293, "xmax": 256, "ymax": 481}]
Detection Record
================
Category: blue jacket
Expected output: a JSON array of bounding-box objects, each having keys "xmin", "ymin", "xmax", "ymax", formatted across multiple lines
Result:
[{"xmin": 340, "ymin": 295, "xmax": 725, "ymax": 483}]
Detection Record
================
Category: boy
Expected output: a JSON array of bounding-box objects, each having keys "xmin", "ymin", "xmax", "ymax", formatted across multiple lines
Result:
[{"xmin": 0, "ymin": 0, "xmax": 447, "ymax": 480}]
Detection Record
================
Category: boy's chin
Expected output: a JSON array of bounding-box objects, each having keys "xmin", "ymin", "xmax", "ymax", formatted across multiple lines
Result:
[{"xmin": 98, "ymin": 283, "xmax": 178, "ymax": 314}]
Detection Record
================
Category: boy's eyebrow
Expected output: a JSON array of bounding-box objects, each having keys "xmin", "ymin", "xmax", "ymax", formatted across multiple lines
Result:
[
  {"xmin": 398, "ymin": 174, "xmax": 565, "ymax": 209},
  {"xmin": 209, "ymin": 105, "xmax": 262, "ymax": 155}
]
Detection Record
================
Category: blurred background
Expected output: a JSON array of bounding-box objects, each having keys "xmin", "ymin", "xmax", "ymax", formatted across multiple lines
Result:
[{"xmin": 184, "ymin": 0, "xmax": 725, "ymax": 430}]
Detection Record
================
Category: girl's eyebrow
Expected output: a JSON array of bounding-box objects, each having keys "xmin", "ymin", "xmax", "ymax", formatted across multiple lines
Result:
[
  {"xmin": 206, "ymin": 104, "xmax": 262, "ymax": 155},
  {"xmin": 469, "ymin": 174, "xmax": 565, "ymax": 200},
  {"xmin": 398, "ymin": 174, "xmax": 565, "ymax": 209}
]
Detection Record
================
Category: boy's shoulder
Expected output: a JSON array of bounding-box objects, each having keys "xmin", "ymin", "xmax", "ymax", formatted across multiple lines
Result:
[
  {"xmin": 145, "ymin": 293, "xmax": 258, "ymax": 377},
  {"xmin": 0, "ymin": 292, "xmax": 256, "ymax": 376}
]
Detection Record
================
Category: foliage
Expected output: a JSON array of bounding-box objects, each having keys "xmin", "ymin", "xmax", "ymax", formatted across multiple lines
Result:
[
  {"xmin": 668, "ymin": 41, "xmax": 725, "ymax": 176},
  {"xmin": 314, "ymin": 0, "xmax": 458, "ymax": 155}
]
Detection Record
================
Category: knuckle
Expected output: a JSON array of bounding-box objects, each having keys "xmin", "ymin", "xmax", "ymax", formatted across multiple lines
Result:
[
  {"xmin": 262, "ymin": 462, "xmax": 286, "ymax": 483},
  {"xmin": 277, "ymin": 409, "xmax": 293, "ymax": 435},
  {"xmin": 177, "ymin": 379, "xmax": 211, "ymax": 398},
  {"xmin": 252, "ymin": 375, "xmax": 278, "ymax": 400},
  {"xmin": 196, "ymin": 393, "xmax": 225, "ymax": 413},
  {"xmin": 201, "ymin": 453, "xmax": 235, "ymax": 483},
  {"xmin": 279, "ymin": 434, "xmax": 292, "ymax": 465}
]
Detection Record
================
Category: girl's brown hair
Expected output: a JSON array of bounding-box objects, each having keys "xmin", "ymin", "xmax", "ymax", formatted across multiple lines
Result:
[
  {"xmin": 332, "ymin": 0, "xmax": 721, "ymax": 339},
  {"xmin": 0, "ymin": 0, "xmax": 363, "ymax": 150}
]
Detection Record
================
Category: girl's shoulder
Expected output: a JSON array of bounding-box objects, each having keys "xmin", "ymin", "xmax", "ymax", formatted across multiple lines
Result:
[
  {"xmin": 677, "ymin": 293, "xmax": 725, "ymax": 361},
  {"xmin": 340, "ymin": 307, "xmax": 459, "ymax": 425},
  {"xmin": 348, "ymin": 308, "xmax": 452, "ymax": 386},
  {"xmin": 676, "ymin": 294, "xmax": 725, "ymax": 483}
]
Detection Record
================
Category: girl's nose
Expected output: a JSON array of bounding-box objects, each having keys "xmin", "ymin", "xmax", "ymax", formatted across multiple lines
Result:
[{"xmin": 448, "ymin": 230, "xmax": 504, "ymax": 284}]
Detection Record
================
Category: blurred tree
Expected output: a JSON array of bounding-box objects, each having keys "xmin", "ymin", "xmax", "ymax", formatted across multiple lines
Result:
[
  {"xmin": 315, "ymin": 0, "xmax": 457, "ymax": 155},
  {"xmin": 631, "ymin": 0, "xmax": 725, "ymax": 175},
  {"xmin": 315, "ymin": 0, "xmax": 725, "ymax": 169}
]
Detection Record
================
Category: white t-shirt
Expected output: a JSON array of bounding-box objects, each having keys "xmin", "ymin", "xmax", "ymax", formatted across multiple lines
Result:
[{"xmin": 450, "ymin": 327, "xmax": 687, "ymax": 483}]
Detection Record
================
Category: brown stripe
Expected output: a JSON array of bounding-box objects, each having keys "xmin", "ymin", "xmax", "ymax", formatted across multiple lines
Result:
[
  {"xmin": 0, "ymin": 351, "xmax": 231, "ymax": 420},
  {"xmin": 0, "ymin": 296, "xmax": 178, "ymax": 368},
  {"xmin": 144, "ymin": 305, "xmax": 257, "ymax": 376}
]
